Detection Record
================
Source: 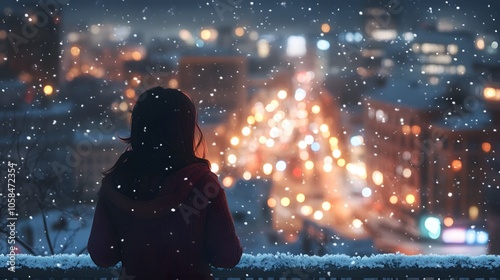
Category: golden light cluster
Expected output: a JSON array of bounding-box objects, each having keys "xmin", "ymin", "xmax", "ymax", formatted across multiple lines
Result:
[{"xmin": 213, "ymin": 86, "xmax": 350, "ymax": 225}]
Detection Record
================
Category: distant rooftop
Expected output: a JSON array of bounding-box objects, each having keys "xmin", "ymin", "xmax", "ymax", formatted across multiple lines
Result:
[
  {"xmin": 435, "ymin": 102, "xmax": 493, "ymax": 130},
  {"xmin": 366, "ymin": 76, "xmax": 447, "ymax": 110}
]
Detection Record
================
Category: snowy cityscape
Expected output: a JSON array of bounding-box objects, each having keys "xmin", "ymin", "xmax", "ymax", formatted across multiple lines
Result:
[{"xmin": 1, "ymin": 0, "xmax": 500, "ymax": 275}]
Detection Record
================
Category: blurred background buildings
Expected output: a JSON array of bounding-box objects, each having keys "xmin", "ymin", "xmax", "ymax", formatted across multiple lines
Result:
[{"xmin": 1, "ymin": 0, "xmax": 499, "ymax": 255}]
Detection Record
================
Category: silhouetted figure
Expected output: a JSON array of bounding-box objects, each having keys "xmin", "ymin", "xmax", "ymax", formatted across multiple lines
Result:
[{"xmin": 88, "ymin": 87, "xmax": 242, "ymax": 279}]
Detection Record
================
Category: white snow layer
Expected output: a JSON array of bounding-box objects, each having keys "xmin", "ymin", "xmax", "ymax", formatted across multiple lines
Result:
[{"xmin": 1, "ymin": 253, "xmax": 500, "ymax": 270}]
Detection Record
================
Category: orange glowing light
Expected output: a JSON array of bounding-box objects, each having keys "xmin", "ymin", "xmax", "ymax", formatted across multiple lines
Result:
[
  {"xmin": 210, "ymin": 163, "xmax": 220, "ymax": 173},
  {"xmin": 179, "ymin": 29, "xmax": 191, "ymax": 41},
  {"xmin": 372, "ymin": 170, "xmax": 383, "ymax": 185},
  {"xmin": 321, "ymin": 23, "xmax": 331, "ymax": 33},
  {"xmin": 247, "ymin": 115, "xmax": 256, "ymax": 125},
  {"xmin": 242, "ymin": 171, "xmax": 252, "ymax": 180},
  {"xmin": 277, "ymin": 89, "xmax": 287, "ymax": 99},
  {"xmin": 281, "ymin": 197, "xmax": 290, "ymax": 207},
  {"xmin": 411, "ymin": 125, "xmax": 421, "ymax": 135},
  {"xmin": 131, "ymin": 51, "xmax": 142, "ymax": 61},
  {"xmin": 451, "ymin": 159, "xmax": 462, "ymax": 171},
  {"xmin": 405, "ymin": 194, "xmax": 416, "ymax": 204},
  {"xmin": 329, "ymin": 137, "xmax": 338, "ymax": 147},
  {"xmin": 125, "ymin": 88, "xmax": 136, "ymax": 99},
  {"xmin": 301, "ymin": 205, "xmax": 313, "ymax": 216},
  {"xmin": 311, "ymin": 105, "xmax": 321, "ymax": 114},
  {"xmin": 469, "ymin": 206, "xmax": 479, "ymax": 220},
  {"xmin": 482, "ymin": 142, "xmax": 492, "ymax": 153},
  {"xmin": 292, "ymin": 167, "xmax": 302, "ymax": 178},
  {"xmin": 476, "ymin": 38, "xmax": 485, "ymax": 50},
  {"xmin": 402, "ymin": 125, "xmax": 411, "ymax": 135},
  {"xmin": 267, "ymin": 198, "xmax": 277, "ymax": 208},
  {"xmin": 304, "ymin": 160, "xmax": 314, "ymax": 170},
  {"xmin": 322, "ymin": 201, "xmax": 331, "ymax": 211},
  {"xmin": 43, "ymin": 85, "xmax": 53, "ymax": 96},
  {"xmin": 168, "ymin": 78, "xmax": 179, "ymax": 88},
  {"xmin": 443, "ymin": 217, "xmax": 454, "ymax": 227},
  {"xmin": 222, "ymin": 176, "xmax": 234, "ymax": 187},
  {"xmin": 230, "ymin": 136, "xmax": 240, "ymax": 146},
  {"xmin": 234, "ymin": 27, "xmax": 245, "ymax": 37},
  {"xmin": 483, "ymin": 87, "xmax": 496, "ymax": 99},
  {"xmin": 200, "ymin": 29, "xmax": 212, "ymax": 40},
  {"xmin": 389, "ymin": 195, "xmax": 398, "ymax": 204},
  {"xmin": 70, "ymin": 46, "xmax": 80, "ymax": 56}
]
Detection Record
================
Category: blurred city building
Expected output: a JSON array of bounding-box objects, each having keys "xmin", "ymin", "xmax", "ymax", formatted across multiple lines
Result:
[
  {"xmin": 62, "ymin": 24, "xmax": 142, "ymax": 82},
  {"xmin": 1, "ymin": 0, "xmax": 499, "ymax": 256},
  {"xmin": 362, "ymin": 30, "xmax": 498, "ymax": 245},
  {"xmin": 0, "ymin": 1, "xmax": 62, "ymax": 102},
  {"xmin": 178, "ymin": 55, "xmax": 248, "ymax": 123}
]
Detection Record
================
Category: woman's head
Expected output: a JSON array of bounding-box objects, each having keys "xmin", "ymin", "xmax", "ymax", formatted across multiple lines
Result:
[
  {"xmin": 130, "ymin": 87, "xmax": 201, "ymax": 157},
  {"xmin": 105, "ymin": 87, "xmax": 208, "ymax": 175}
]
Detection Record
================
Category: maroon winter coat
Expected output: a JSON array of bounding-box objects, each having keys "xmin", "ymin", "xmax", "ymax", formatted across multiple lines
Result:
[{"xmin": 87, "ymin": 163, "xmax": 243, "ymax": 279}]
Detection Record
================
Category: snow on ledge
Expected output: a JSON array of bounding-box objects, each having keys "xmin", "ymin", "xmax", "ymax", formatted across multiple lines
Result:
[{"xmin": 1, "ymin": 253, "xmax": 500, "ymax": 270}]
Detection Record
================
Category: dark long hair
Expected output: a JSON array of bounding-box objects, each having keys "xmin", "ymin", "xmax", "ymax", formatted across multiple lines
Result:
[{"xmin": 104, "ymin": 87, "xmax": 210, "ymax": 179}]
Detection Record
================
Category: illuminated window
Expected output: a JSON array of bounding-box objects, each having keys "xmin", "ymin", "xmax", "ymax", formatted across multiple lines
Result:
[
  {"xmin": 483, "ymin": 87, "xmax": 500, "ymax": 101},
  {"xmin": 372, "ymin": 170, "xmax": 383, "ymax": 185},
  {"xmin": 469, "ymin": 206, "xmax": 479, "ymax": 220},
  {"xmin": 476, "ymin": 38, "xmax": 485, "ymax": 50},
  {"xmin": 421, "ymin": 43, "xmax": 446, "ymax": 54},
  {"xmin": 375, "ymin": 109, "xmax": 387, "ymax": 123},
  {"xmin": 286, "ymin": 36, "xmax": 306, "ymax": 57},
  {"xmin": 402, "ymin": 125, "xmax": 411, "ymax": 135},
  {"xmin": 447, "ymin": 44, "xmax": 458, "ymax": 55},
  {"xmin": 257, "ymin": 39, "xmax": 270, "ymax": 58}
]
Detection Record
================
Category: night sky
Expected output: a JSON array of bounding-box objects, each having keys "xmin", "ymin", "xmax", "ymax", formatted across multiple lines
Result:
[{"xmin": 57, "ymin": 0, "xmax": 500, "ymax": 39}]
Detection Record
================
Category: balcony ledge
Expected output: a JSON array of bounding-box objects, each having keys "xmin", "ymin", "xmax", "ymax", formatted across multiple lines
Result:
[{"xmin": 1, "ymin": 253, "xmax": 499, "ymax": 279}]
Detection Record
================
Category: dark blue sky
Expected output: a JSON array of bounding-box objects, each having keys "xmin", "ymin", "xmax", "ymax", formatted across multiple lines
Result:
[{"xmin": 57, "ymin": 0, "xmax": 500, "ymax": 38}]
